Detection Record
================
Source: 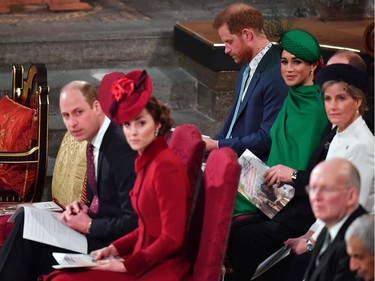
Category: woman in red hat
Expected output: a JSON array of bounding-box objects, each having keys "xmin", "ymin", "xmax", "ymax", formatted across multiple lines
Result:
[{"xmin": 46, "ymin": 70, "xmax": 192, "ymax": 281}]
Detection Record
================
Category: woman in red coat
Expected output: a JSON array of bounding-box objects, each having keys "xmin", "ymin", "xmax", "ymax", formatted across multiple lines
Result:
[{"xmin": 46, "ymin": 70, "xmax": 192, "ymax": 281}]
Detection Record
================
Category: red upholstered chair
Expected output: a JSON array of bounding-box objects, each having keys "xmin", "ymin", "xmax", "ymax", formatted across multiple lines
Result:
[
  {"xmin": 168, "ymin": 124, "xmax": 205, "ymax": 232},
  {"xmin": 0, "ymin": 64, "xmax": 49, "ymax": 203},
  {"xmin": 189, "ymin": 147, "xmax": 241, "ymax": 281},
  {"xmin": 0, "ymin": 132, "xmax": 87, "ymax": 246},
  {"xmin": 0, "ymin": 64, "xmax": 49, "ymax": 246}
]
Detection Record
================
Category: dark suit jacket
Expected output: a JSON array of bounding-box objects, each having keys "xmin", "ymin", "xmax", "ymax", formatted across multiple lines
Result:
[
  {"xmin": 303, "ymin": 206, "xmax": 367, "ymax": 281},
  {"xmin": 215, "ymin": 45, "xmax": 288, "ymax": 160},
  {"xmin": 294, "ymin": 123, "xmax": 337, "ymax": 196},
  {"xmin": 86, "ymin": 121, "xmax": 138, "ymax": 249}
]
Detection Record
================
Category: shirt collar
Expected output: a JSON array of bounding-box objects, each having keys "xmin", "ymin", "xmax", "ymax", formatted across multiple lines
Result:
[
  {"xmin": 91, "ymin": 116, "xmax": 111, "ymax": 149},
  {"xmin": 327, "ymin": 212, "xmax": 351, "ymax": 241},
  {"xmin": 249, "ymin": 42, "xmax": 273, "ymax": 71}
]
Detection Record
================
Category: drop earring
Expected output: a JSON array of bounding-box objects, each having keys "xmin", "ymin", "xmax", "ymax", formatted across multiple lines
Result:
[{"xmin": 155, "ymin": 130, "xmax": 159, "ymax": 136}]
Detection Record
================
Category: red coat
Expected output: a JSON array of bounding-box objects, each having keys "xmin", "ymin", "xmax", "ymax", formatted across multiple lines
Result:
[
  {"xmin": 113, "ymin": 137, "xmax": 192, "ymax": 279},
  {"xmin": 45, "ymin": 137, "xmax": 192, "ymax": 281}
]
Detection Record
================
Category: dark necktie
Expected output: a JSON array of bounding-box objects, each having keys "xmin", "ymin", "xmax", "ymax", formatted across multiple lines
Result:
[
  {"xmin": 316, "ymin": 231, "xmax": 331, "ymax": 266},
  {"xmin": 86, "ymin": 143, "xmax": 99, "ymax": 216}
]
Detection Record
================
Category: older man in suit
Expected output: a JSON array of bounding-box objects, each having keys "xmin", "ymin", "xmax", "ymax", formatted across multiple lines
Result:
[
  {"xmin": 0, "ymin": 81, "xmax": 137, "ymax": 281},
  {"xmin": 345, "ymin": 214, "xmax": 374, "ymax": 281},
  {"xmin": 303, "ymin": 158, "xmax": 367, "ymax": 281}
]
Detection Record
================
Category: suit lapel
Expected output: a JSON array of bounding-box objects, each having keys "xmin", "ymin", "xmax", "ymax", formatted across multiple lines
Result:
[
  {"xmin": 337, "ymin": 206, "xmax": 367, "ymax": 238},
  {"xmin": 96, "ymin": 121, "xmax": 115, "ymax": 189},
  {"xmin": 310, "ymin": 232, "xmax": 335, "ymax": 281},
  {"xmin": 236, "ymin": 46, "xmax": 278, "ymax": 117}
]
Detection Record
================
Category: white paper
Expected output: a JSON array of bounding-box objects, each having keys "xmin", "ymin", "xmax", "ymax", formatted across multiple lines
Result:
[
  {"xmin": 18, "ymin": 206, "xmax": 87, "ymax": 253},
  {"xmin": 52, "ymin": 252, "xmax": 124, "ymax": 269},
  {"xmin": 6, "ymin": 201, "xmax": 63, "ymax": 220},
  {"xmin": 32, "ymin": 201, "xmax": 63, "ymax": 211},
  {"xmin": 52, "ymin": 253, "xmax": 99, "ymax": 269}
]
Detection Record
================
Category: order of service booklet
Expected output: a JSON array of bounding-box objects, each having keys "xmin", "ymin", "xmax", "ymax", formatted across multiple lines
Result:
[
  {"xmin": 52, "ymin": 252, "xmax": 124, "ymax": 269},
  {"xmin": 8, "ymin": 204, "xmax": 87, "ymax": 253},
  {"xmin": 238, "ymin": 149, "xmax": 295, "ymax": 219},
  {"xmin": 251, "ymin": 245, "xmax": 291, "ymax": 280},
  {"xmin": 52, "ymin": 253, "xmax": 100, "ymax": 269}
]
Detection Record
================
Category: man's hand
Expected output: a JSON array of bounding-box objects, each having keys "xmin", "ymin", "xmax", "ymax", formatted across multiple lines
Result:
[
  {"xmin": 63, "ymin": 210, "xmax": 92, "ymax": 234},
  {"xmin": 63, "ymin": 201, "xmax": 89, "ymax": 216},
  {"xmin": 62, "ymin": 201, "xmax": 91, "ymax": 234},
  {"xmin": 284, "ymin": 230, "xmax": 315, "ymax": 255},
  {"xmin": 284, "ymin": 236, "xmax": 308, "ymax": 255},
  {"xmin": 202, "ymin": 136, "xmax": 218, "ymax": 152}
]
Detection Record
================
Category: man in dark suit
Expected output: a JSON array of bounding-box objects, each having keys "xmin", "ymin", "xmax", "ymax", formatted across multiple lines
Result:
[
  {"xmin": 0, "ymin": 81, "xmax": 137, "ymax": 281},
  {"xmin": 303, "ymin": 158, "xmax": 367, "ymax": 281},
  {"xmin": 203, "ymin": 2, "xmax": 288, "ymax": 162},
  {"xmin": 204, "ymin": 2, "xmax": 288, "ymax": 224}
]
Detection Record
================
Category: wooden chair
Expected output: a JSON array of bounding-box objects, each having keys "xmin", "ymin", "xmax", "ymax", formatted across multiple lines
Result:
[
  {"xmin": 0, "ymin": 63, "xmax": 49, "ymax": 203},
  {"xmin": 0, "ymin": 130, "xmax": 87, "ymax": 245},
  {"xmin": 187, "ymin": 147, "xmax": 241, "ymax": 281}
]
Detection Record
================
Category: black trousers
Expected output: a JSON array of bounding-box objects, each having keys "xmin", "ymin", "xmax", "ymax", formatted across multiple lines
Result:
[{"xmin": 227, "ymin": 213, "xmax": 303, "ymax": 281}]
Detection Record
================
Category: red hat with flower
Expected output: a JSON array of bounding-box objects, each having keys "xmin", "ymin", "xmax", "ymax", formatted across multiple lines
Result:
[
  {"xmin": 100, "ymin": 70, "xmax": 152, "ymax": 125},
  {"xmin": 98, "ymin": 71, "xmax": 124, "ymax": 121}
]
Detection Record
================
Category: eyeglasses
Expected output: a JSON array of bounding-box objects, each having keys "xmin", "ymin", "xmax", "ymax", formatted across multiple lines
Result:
[{"xmin": 305, "ymin": 185, "xmax": 350, "ymax": 195}]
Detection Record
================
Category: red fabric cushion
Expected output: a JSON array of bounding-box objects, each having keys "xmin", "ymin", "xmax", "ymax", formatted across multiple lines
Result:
[
  {"xmin": 0, "ymin": 95, "xmax": 36, "ymax": 198},
  {"xmin": 193, "ymin": 147, "xmax": 240, "ymax": 281},
  {"xmin": 0, "ymin": 214, "xmax": 13, "ymax": 245}
]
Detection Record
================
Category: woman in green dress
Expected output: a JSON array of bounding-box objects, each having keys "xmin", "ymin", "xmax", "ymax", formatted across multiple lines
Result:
[{"xmin": 228, "ymin": 29, "xmax": 328, "ymax": 281}]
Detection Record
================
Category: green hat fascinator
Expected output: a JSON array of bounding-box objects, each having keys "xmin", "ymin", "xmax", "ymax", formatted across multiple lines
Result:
[{"xmin": 280, "ymin": 29, "xmax": 320, "ymax": 63}]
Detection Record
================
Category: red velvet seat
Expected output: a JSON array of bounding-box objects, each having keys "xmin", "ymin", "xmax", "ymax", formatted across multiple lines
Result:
[
  {"xmin": 188, "ymin": 147, "xmax": 241, "ymax": 281},
  {"xmin": 168, "ymin": 124, "xmax": 205, "ymax": 232}
]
